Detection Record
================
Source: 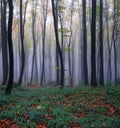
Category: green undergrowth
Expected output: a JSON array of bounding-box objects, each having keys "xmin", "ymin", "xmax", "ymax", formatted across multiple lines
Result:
[{"xmin": 0, "ymin": 85, "xmax": 120, "ymax": 128}]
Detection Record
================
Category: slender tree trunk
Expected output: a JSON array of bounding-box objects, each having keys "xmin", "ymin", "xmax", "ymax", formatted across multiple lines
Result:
[
  {"xmin": 55, "ymin": 1, "xmax": 60, "ymax": 84},
  {"xmin": 82, "ymin": 0, "xmax": 88, "ymax": 85},
  {"xmin": 18, "ymin": 0, "xmax": 28, "ymax": 86},
  {"xmin": 40, "ymin": 0, "xmax": 48, "ymax": 85},
  {"xmin": 96, "ymin": 31, "xmax": 100, "ymax": 82},
  {"xmin": 51, "ymin": 0, "xmax": 64, "ymax": 88},
  {"xmin": 78, "ymin": 4, "xmax": 84, "ymax": 85},
  {"xmin": 30, "ymin": 52, "xmax": 34, "ymax": 84},
  {"xmin": 112, "ymin": 0, "xmax": 117, "ymax": 84},
  {"xmin": 58, "ymin": 7, "xmax": 64, "ymax": 84},
  {"xmin": 105, "ymin": 0, "xmax": 112, "ymax": 83},
  {"xmin": 1, "ymin": 0, "xmax": 8, "ymax": 85},
  {"xmin": 112, "ymin": 26, "xmax": 117, "ymax": 85},
  {"xmin": 30, "ymin": 1, "xmax": 38, "ymax": 84},
  {"xmin": 56, "ymin": 48, "xmax": 60, "ymax": 84},
  {"xmin": 113, "ymin": 40, "xmax": 117, "ymax": 84},
  {"xmin": 24, "ymin": 43, "xmax": 28, "ymax": 83},
  {"xmin": 48, "ymin": 41, "xmax": 52, "ymax": 81},
  {"xmin": 59, "ymin": 14, "xmax": 64, "ymax": 53},
  {"xmin": 90, "ymin": 0, "xmax": 97, "ymax": 87},
  {"xmin": 80, "ymin": 26, "xmax": 84, "ymax": 85},
  {"xmin": 99, "ymin": 0, "xmax": 104, "ymax": 86},
  {"xmin": 68, "ymin": 0, "xmax": 74, "ymax": 86},
  {"xmin": 5, "ymin": 0, "xmax": 14, "ymax": 94}
]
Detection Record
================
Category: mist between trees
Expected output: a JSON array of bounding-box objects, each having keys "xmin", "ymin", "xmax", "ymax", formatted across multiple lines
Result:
[{"xmin": 0, "ymin": 0, "xmax": 120, "ymax": 91}]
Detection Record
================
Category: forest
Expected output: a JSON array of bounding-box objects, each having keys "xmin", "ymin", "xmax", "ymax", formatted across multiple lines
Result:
[{"xmin": 0, "ymin": 0, "xmax": 120, "ymax": 127}]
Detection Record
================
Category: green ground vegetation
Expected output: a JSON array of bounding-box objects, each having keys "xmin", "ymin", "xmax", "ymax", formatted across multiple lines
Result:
[{"xmin": 0, "ymin": 85, "xmax": 120, "ymax": 128}]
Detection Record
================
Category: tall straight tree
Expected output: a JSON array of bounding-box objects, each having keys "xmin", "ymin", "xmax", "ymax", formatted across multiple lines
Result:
[
  {"xmin": 68, "ymin": 0, "xmax": 74, "ymax": 86},
  {"xmin": 18, "ymin": 0, "xmax": 27, "ymax": 86},
  {"xmin": 30, "ymin": 0, "xmax": 38, "ymax": 84},
  {"xmin": 90, "ymin": 0, "xmax": 97, "ymax": 87},
  {"xmin": 1, "ymin": 0, "xmax": 8, "ymax": 85},
  {"xmin": 5, "ymin": 0, "xmax": 14, "ymax": 94},
  {"xmin": 99, "ymin": 0, "xmax": 104, "ymax": 86},
  {"xmin": 82, "ymin": 0, "xmax": 88, "ymax": 85},
  {"xmin": 105, "ymin": 0, "xmax": 112, "ymax": 83},
  {"xmin": 55, "ymin": 1, "xmax": 59, "ymax": 84},
  {"xmin": 113, "ymin": 0, "xmax": 117, "ymax": 84},
  {"xmin": 51, "ymin": 0, "xmax": 64, "ymax": 88},
  {"xmin": 112, "ymin": 0, "xmax": 119, "ymax": 84},
  {"xmin": 40, "ymin": 0, "xmax": 48, "ymax": 85}
]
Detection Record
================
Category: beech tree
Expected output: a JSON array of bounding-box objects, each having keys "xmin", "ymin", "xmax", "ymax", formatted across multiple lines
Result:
[
  {"xmin": 30, "ymin": 0, "xmax": 38, "ymax": 84},
  {"xmin": 18, "ymin": 0, "xmax": 28, "ymax": 86},
  {"xmin": 105, "ymin": 0, "xmax": 112, "ymax": 83},
  {"xmin": 0, "ymin": 0, "xmax": 118, "ymax": 88},
  {"xmin": 1, "ymin": 0, "xmax": 8, "ymax": 85},
  {"xmin": 112, "ymin": 0, "xmax": 120, "ymax": 84},
  {"xmin": 82, "ymin": 0, "xmax": 88, "ymax": 86},
  {"xmin": 51, "ymin": 0, "xmax": 64, "ymax": 88},
  {"xmin": 99, "ymin": 0, "xmax": 104, "ymax": 86},
  {"xmin": 68, "ymin": 0, "xmax": 74, "ymax": 86},
  {"xmin": 91, "ymin": 0, "xmax": 97, "ymax": 87},
  {"xmin": 5, "ymin": 0, "xmax": 14, "ymax": 94},
  {"xmin": 40, "ymin": 0, "xmax": 48, "ymax": 85}
]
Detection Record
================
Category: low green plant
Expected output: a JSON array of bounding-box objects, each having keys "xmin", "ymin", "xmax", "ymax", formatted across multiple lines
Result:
[{"xmin": 0, "ymin": 85, "xmax": 119, "ymax": 128}]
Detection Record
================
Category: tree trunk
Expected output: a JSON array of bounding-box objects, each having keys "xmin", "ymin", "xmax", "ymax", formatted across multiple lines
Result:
[
  {"xmin": 112, "ymin": 0, "xmax": 118, "ymax": 84},
  {"xmin": 56, "ymin": 48, "xmax": 60, "ymax": 84},
  {"xmin": 40, "ymin": 0, "xmax": 48, "ymax": 85},
  {"xmin": 5, "ymin": 0, "xmax": 14, "ymax": 94},
  {"xmin": 99, "ymin": 0, "xmax": 104, "ymax": 86},
  {"xmin": 105, "ymin": 0, "xmax": 112, "ymax": 83},
  {"xmin": 18, "ymin": 0, "xmax": 28, "ymax": 86},
  {"xmin": 68, "ymin": 0, "xmax": 74, "ymax": 86},
  {"xmin": 30, "ymin": 0, "xmax": 38, "ymax": 84},
  {"xmin": 51, "ymin": 0, "xmax": 64, "ymax": 88},
  {"xmin": 55, "ymin": 1, "xmax": 60, "ymax": 84},
  {"xmin": 82, "ymin": 0, "xmax": 89, "ymax": 85},
  {"xmin": 90, "ymin": 0, "xmax": 97, "ymax": 87},
  {"xmin": 1, "ymin": 0, "xmax": 8, "ymax": 85}
]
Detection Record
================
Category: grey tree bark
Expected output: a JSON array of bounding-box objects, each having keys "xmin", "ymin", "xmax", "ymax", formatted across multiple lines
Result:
[
  {"xmin": 5, "ymin": 0, "xmax": 14, "ymax": 94},
  {"xmin": 1, "ymin": 0, "xmax": 8, "ymax": 85},
  {"xmin": 30, "ymin": 0, "xmax": 38, "ymax": 85},
  {"xmin": 40, "ymin": 0, "xmax": 48, "ymax": 85},
  {"xmin": 18, "ymin": 0, "xmax": 28, "ymax": 86},
  {"xmin": 90, "ymin": 0, "xmax": 97, "ymax": 87},
  {"xmin": 99, "ymin": 0, "xmax": 104, "ymax": 86},
  {"xmin": 82, "ymin": 0, "xmax": 89, "ymax": 85},
  {"xmin": 51, "ymin": 0, "xmax": 64, "ymax": 88},
  {"xmin": 67, "ymin": 0, "xmax": 74, "ymax": 86},
  {"xmin": 105, "ymin": 0, "xmax": 112, "ymax": 83}
]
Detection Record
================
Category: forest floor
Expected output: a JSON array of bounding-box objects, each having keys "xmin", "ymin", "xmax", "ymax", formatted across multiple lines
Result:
[{"xmin": 0, "ymin": 85, "xmax": 120, "ymax": 128}]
